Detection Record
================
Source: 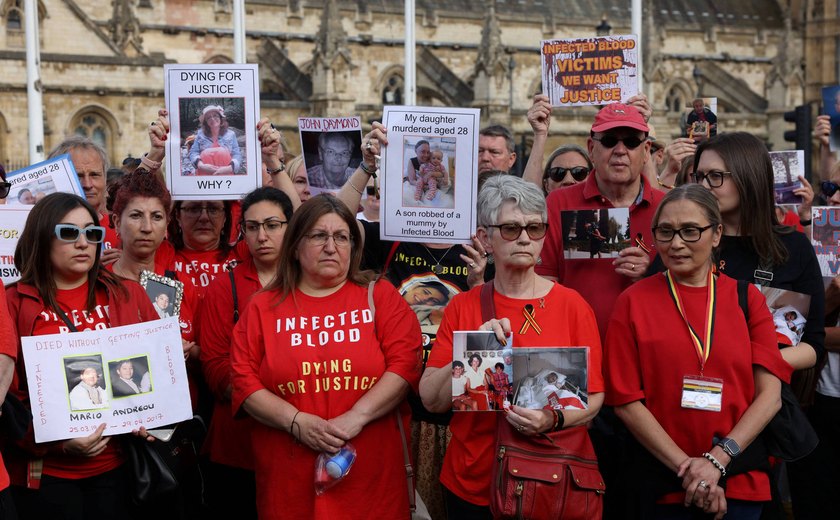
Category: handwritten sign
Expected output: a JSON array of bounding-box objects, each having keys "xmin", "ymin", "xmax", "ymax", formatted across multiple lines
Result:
[
  {"xmin": 21, "ymin": 317, "xmax": 192, "ymax": 443},
  {"xmin": 380, "ymin": 106, "xmax": 479, "ymax": 244},
  {"xmin": 298, "ymin": 116, "xmax": 364, "ymax": 195},
  {"xmin": 164, "ymin": 64, "xmax": 261, "ymax": 200},
  {"xmin": 541, "ymin": 35, "xmax": 639, "ymax": 107}
]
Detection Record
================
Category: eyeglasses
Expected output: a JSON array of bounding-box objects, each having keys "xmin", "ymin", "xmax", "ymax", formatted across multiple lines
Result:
[
  {"xmin": 54, "ymin": 224, "xmax": 106, "ymax": 243},
  {"xmin": 547, "ymin": 166, "xmax": 589, "ymax": 183},
  {"xmin": 304, "ymin": 231, "xmax": 352, "ymax": 247},
  {"xmin": 0, "ymin": 181, "xmax": 10, "ymax": 199},
  {"xmin": 822, "ymin": 181, "xmax": 840, "ymax": 198},
  {"xmin": 691, "ymin": 170, "xmax": 732, "ymax": 188},
  {"xmin": 652, "ymin": 224, "xmax": 714, "ymax": 243},
  {"xmin": 487, "ymin": 223, "xmax": 549, "ymax": 241},
  {"xmin": 241, "ymin": 218, "xmax": 287, "ymax": 235},
  {"xmin": 591, "ymin": 135, "xmax": 645, "ymax": 149},
  {"xmin": 366, "ymin": 186, "xmax": 380, "ymax": 199},
  {"xmin": 180, "ymin": 205, "xmax": 225, "ymax": 218},
  {"xmin": 324, "ymin": 149, "xmax": 351, "ymax": 161}
]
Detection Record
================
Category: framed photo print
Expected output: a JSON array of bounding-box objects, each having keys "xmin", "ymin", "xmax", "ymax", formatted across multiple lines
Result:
[{"xmin": 139, "ymin": 271, "xmax": 184, "ymax": 318}]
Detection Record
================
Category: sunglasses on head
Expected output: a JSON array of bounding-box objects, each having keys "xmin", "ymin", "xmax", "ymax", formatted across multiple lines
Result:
[
  {"xmin": 54, "ymin": 224, "xmax": 106, "ymax": 243},
  {"xmin": 547, "ymin": 166, "xmax": 589, "ymax": 183},
  {"xmin": 822, "ymin": 181, "xmax": 840, "ymax": 198},
  {"xmin": 591, "ymin": 134, "xmax": 645, "ymax": 149}
]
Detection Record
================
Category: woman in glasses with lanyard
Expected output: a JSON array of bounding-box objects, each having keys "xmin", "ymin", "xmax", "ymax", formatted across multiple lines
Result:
[
  {"xmin": 5, "ymin": 192, "xmax": 158, "ymax": 518},
  {"xmin": 605, "ymin": 184, "xmax": 790, "ymax": 519}
]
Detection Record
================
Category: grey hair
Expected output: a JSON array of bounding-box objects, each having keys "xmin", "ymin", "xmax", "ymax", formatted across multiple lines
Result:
[
  {"xmin": 479, "ymin": 125, "xmax": 515, "ymax": 153},
  {"xmin": 48, "ymin": 135, "xmax": 110, "ymax": 172},
  {"xmin": 478, "ymin": 175, "xmax": 546, "ymax": 228}
]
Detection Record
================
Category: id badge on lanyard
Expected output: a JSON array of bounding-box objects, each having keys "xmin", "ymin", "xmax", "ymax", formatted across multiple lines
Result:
[{"xmin": 666, "ymin": 270, "xmax": 722, "ymax": 412}]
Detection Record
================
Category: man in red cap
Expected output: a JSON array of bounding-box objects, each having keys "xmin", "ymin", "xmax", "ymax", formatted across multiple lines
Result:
[{"xmin": 536, "ymin": 102, "xmax": 663, "ymax": 339}]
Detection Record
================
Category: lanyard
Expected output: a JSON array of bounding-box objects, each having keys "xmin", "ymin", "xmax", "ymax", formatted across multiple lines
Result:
[{"xmin": 665, "ymin": 270, "xmax": 716, "ymax": 372}]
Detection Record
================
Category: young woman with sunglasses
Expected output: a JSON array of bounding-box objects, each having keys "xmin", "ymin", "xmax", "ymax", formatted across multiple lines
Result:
[
  {"xmin": 690, "ymin": 132, "xmax": 824, "ymax": 372},
  {"xmin": 5, "ymin": 192, "xmax": 158, "ymax": 518},
  {"xmin": 198, "ymin": 186, "xmax": 293, "ymax": 520}
]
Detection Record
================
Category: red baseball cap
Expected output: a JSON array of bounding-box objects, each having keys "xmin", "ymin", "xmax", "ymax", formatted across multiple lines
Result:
[{"xmin": 591, "ymin": 103, "xmax": 649, "ymax": 133}]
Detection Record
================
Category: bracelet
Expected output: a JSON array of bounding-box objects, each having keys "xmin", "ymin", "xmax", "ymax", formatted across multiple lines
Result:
[
  {"xmin": 267, "ymin": 162, "xmax": 285, "ymax": 175},
  {"xmin": 550, "ymin": 409, "xmax": 565, "ymax": 431},
  {"xmin": 656, "ymin": 175, "xmax": 675, "ymax": 190},
  {"xmin": 702, "ymin": 452, "xmax": 727, "ymax": 477},
  {"xmin": 289, "ymin": 410, "xmax": 302, "ymax": 441},
  {"xmin": 799, "ymin": 218, "xmax": 812, "ymax": 226},
  {"xmin": 140, "ymin": 155, "xmax": 162, "ymax": 172},
  {"xmin": 348, "ymin": 181, "xmax": 364, "ymax": 195},
  {"xmin": 360, "ymin": 161, "xmax": 377, "ymax": 178}
]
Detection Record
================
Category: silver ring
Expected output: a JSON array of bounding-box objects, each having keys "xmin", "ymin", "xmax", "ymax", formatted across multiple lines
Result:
[
  {"xmin": 698, "ymin": 480, "xmax": 708, "ymax": 489},
  {"xmin": 483, "ymin": 252, "xmax": 489, "ymax": 258},
  {"xmin": 630, "ymin": 263, "xmax": 635, "ymax": 269},
  {"xmin": 365, "ymin": 142, "xmax": 372, "ymax": 150},
  {"xmin": 469, "ymin": 263, "xmax": 476, "ymax": 269},
  {"xmin": 516, "ymin": 425, "xmax": 524, "ymax": 432}
]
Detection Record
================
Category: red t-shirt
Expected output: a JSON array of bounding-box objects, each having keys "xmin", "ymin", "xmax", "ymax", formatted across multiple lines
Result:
[
  {"xmin": 426, "ymin": 282, "xmax": 603, "ymax": 506},
  {"xmin": 604, "ymin": 273, "xmax": 793, "ymax": 502},
  {"xmin": 536, "ymin": 174, "xmax": 664, "ymax": 339},
  {"xmin": 198, "ymin": 258, "xmax": 262, "ymax": 469},
  {"xmin": 230, "ymin": 281, "xmax": 422, "ymax": 519},
  {"xmin": 100, "ymin": 212, "xmax": 121, "ymax": 251},
  {"xmin": 156, "ymin": 240, "xmax": 238, "ymax": 299},
  {"xmin": 0, "ymin": 280, "xmax": 17, "ymax": 490},
  {"xmin": 30, "ymin": 282, "xmax": 122, "ymax": 479}
]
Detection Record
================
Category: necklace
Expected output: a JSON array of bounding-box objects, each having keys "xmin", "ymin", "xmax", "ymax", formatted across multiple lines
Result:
[{"xmin": 421, "ymin": 244, "xmax": 455, "ymax": 275}]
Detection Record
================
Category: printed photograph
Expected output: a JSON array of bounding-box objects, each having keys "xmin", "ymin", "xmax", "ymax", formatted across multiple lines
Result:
[
  {"xmin": 140, "ymin": 271, "xmax": 184, "ymax": 318},
  {"xmin": 685, "ymin": 97, "xmax": 718, "ymax": 141},
  {"xmin": 452, "ymin": 331, "xmax": 513, "ymax": 411},
  {"xmin": 398, "ymin": 276, "xmax": 460, "ymax": 333},
  {"xmin": 8, "ymin": 176, "xmax": 57, "ymax": 206},
  {"xmin": 63, "ymin": 354, "xmax": 109, "ymax": 411},
  {"xmin": 822, "ymin": 85, "xmax": 840, "ymax": 151},
  {"xmin": 759, "ymin": 287, "xmax": 811, "ymax": 347},
  {"xmin": 178, "ymin": 98, "xmax": 247, "ymax": 176},
  {"xmin": 300, "ymin": 129, "xmax": 363, "ymax": 192},
  {"xmin": 402, "ymin": 136, "xmax": 456, "ymax": 209},
  {"xmin": 511, "ymin": 347, "xmax": 589, "ymax": 411},
  {"xmin": 108, "ymin": 356, "xmax": 153, "ymax": 399},
  {"xmin": 770, "ymin": 151, "xmax": 804, "ymax": 205},
  {"xmin": 560, "ymin": 208, "xmax": 631, "ymax": 259}
]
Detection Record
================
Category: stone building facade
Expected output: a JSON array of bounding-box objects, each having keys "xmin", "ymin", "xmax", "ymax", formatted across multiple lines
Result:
[{"xmin": 0, "ymin": 0, "xmax": 808, "ymax": 172}]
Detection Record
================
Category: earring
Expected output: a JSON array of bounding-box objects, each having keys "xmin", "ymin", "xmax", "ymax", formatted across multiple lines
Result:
[
  {"xmin": 537, "ymin": 256, "xmax": 542, "ymax": 265},
  {"xmin": 486, "ymin": 253, "xmax": 494, "ymax": 265}
]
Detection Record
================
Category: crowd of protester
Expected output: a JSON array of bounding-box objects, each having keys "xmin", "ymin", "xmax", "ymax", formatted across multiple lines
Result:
[{"xmin": 0, "ymin": 87, "xmax": 838, "ymax": 520}]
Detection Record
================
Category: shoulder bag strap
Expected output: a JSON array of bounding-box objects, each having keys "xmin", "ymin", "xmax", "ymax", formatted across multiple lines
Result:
[
  {"xmin": 229, "ymin": 268, "xmax": 239, "ymax": 324},
  {"xmin": 54, "ymin": 307, "xmax": 79, "ymax": 333},
  {"xmin": 480, "ymin": 280, "xmax": 496, "ymax": 322}
]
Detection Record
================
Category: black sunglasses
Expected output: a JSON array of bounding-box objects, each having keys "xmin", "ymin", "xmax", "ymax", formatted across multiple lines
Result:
[
  {"xmin": 547, "ymin": 166, "xmax": 589, "ymax": 183},
  {"xmin": 822, "ymin": 181, "xmax": 840, "ymax": 198},
  {"xmin": 0, "ymin": 181, "xmax": 10, "ymax": 199},
  {"xmin": 592, "ymin": 135, "xmax": 645, "ymax": 149}
]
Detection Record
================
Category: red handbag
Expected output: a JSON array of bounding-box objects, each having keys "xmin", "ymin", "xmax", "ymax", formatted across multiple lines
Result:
[{"xmin": 490, "ymin": 421, "xmax": 605, "ymax": 520}]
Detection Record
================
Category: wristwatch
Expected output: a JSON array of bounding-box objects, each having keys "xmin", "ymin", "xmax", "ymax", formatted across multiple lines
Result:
[{"xmin": 717, "ymin": 437, "xmax": 741, "ymax": 458}]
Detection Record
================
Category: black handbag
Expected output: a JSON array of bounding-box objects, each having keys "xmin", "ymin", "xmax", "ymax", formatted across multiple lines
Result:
[
  {"xmin": 735, "ymin": 280, "xmax": 818, "ymax": 463},
  {"xmin": 125, "ymin": 415, "xmax": 206, "ymax": 505},
  {"xmin": 1, "ymin": 394, "xmax": 31, "ymax": 440}
]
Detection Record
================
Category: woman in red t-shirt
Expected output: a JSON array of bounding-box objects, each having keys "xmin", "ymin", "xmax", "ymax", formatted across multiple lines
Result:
[
  {"xmin": 419, "ymin": 175, "xmax": 604, "ymax": 517},
  {"xmin": 199, "ymin": 186, "xmax": 293, "ymax": 519},
  {"xmin": 5, "ymin": 192, "xmax": 158, "ymax": 518},
  {"xmin": 604, "ymin": 184, "xmax": 791, "ymax": 519}
]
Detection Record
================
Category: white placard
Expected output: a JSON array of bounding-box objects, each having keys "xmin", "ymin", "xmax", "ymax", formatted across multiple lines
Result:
[
  {"xmin": 380, "ymin": 106, "xmax": 479, "ymax": 244},
  {"xmin": 0, "ymin": 206, "xmax": 28, "ymax": 284},
  {"xmin": 21, "ymin": 317, "xmax": 192, "ymax": 443},
  {"xmin": 541, "ymin": 35, "xmax": 639, "ymax": 107},
  {"xmin": 298, "ymin": 116, "xmax": 364, "ymax": 195},
  {"xmin": 164, "ymin": 64, "xmax": 261, "ymax": 200},
  {"xmin": 5, "ymin": 154, "xmax": 85, "ymax": 206}
]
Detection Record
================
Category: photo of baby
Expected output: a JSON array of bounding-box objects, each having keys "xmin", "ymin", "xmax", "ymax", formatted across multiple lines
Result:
[{"xmin": 402, "ymin": 136, "xmax": 456, "ymax": 209}]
